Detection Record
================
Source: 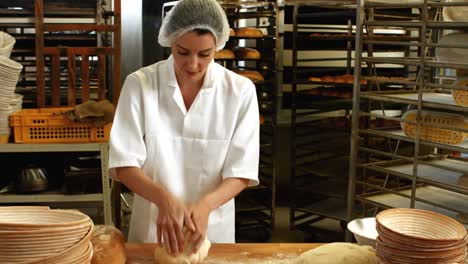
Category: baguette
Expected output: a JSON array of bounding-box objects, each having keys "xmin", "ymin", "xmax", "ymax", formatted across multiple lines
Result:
[
  {"xmin": 235, "ymin": 27, "xmax": 264, "ymax": 38},
  {"xmin": 214, "ymin": 49, "xmax": 235, "ymax": 59},
  {"xmin": 401, "ymin": 110, "xmax": 467, "ymax": 145}
]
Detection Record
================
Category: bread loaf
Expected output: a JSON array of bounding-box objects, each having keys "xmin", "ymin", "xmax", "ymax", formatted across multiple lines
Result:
[
  {"xmin": 232, "ymin": 69, "xmax": 264, "ymax": 82},
  {"xmin": 91, "ymin": 225, "xmax": 126, "ymax": 264},
  {"xmin": 401, "ymin": 110, "xmax": 467, "ymax": 145},
  {"xmin": 234, "ymin": 47, "xmax": 261, "ymax": 59},
  {"xmin": 235, "ymin": 27, "xmax": 264, "ymax": 38},
  {"xmin": 214, "ymin": 49, "xmax": 235, "ymax": 59}
]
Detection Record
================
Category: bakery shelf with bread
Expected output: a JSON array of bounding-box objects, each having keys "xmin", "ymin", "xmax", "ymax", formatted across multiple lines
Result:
[{"xmin": 216, "ymin": 0, "xmax": 279, "ymax": 241}]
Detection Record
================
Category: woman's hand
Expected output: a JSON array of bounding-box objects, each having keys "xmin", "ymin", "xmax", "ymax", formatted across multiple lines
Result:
[
  {"xmin": 187, "ymin": 199, "xmax": 212, "ymax": 253},
  {"xmin": 156, "ymin": 193, "xmax": 195, "ymax": 256}
]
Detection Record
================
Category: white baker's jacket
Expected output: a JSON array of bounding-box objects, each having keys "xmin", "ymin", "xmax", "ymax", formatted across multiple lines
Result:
[{"xmin": 109, "ymin": 56, "xmax": 260, "ymax": 243}]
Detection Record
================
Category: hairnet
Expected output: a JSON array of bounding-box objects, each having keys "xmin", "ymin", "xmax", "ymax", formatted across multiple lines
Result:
[{"xmin": 158, "ymin": 0, "xmax": 230, "ymax": 50}]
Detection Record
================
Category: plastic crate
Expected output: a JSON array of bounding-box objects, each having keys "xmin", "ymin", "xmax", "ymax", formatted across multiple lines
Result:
[{"xmin": 9, "ymin": 108, "xmax": 111, "ymax": 143}]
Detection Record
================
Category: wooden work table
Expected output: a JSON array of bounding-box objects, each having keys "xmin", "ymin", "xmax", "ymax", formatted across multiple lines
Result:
[{"xmin": 126, "ymin": 243, "xmax": 324, "ymax": 263}]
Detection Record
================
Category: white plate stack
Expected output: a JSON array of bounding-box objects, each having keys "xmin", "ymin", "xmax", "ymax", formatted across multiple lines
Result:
[
  {"xmin": 0, "ymin": 56, "xmax": 22, "ymax": 140},
  {"xmin": 0, "ymin": 206, "xmax": 94, "ymax": 264},
  {"xmin": 375, "ymin": 208, "xmax": 468, "ymax": 264}
]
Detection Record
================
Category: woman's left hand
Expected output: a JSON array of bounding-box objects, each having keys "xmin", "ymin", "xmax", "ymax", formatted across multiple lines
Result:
[{"xmin": 187, "ymin": 199, "xmax": 212, "ymax": 253}]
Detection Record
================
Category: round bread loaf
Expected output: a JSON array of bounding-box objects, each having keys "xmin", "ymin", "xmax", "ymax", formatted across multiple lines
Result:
[
  {"xmin": 232, "ymin": 69, "xmax": 264, "ymax": 82},
  {"xmin": 234, "ymin": 47, "xmax": 261, "ymax": 59},
  {"xmin": 214, "ymin": 49, "xmax": 235, "ymax": 59},
  {"xmin": 91, "ymin": 225, "xmax": 126, "ymax": 264},
  {"xmin": 235, "ymin": 27, "xmax": 264, "ymax": 38}
]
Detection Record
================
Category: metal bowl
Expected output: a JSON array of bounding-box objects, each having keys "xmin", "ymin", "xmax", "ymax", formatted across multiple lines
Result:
[{"xmin": 16, "ymin": 165, "xmax": 48, "ymax": 193}]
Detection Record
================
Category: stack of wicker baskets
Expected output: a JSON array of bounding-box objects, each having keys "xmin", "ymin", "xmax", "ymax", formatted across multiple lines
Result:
[
  {"xmin": 0, "ymin": 206, "xmax": 94, "ymax": 263},
  {"xmin": 375, "ymin": 208, "xmax": 467, "ymax": 264}
]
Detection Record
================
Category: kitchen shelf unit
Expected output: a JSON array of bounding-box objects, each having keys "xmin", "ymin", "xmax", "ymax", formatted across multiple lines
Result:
[
  {"xmin": 286, "ymin": 0, "xmax": 358, "ymax": 239},
  {"xmin": 217, "ymin": 0, "xmax": 279, "ymax": 242},
  {"xmin": 0, "ymin": 143, "xmax": 113, "ymax": 225},
  {"xmin": 347, "ymin": 0, "xmax": 468, "ymax": 241}
]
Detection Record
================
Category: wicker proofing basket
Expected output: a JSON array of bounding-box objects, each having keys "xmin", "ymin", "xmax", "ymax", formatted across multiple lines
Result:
[
  {"xmin": 401, "ymin": 110, "xmax": 467, "ymax": 145},
  {"xmin": 453, "ymin": 78, "xmax": 468, "ymax": 107}
]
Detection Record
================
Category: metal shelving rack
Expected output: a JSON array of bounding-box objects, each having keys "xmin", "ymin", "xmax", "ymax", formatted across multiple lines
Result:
[
  {"xmin": 286, "ymin": 0, "xmax": 358, "ymax": 239},
  {"xmin": 347, "ymin": 0, "xmax": 468, "ymax": 241},
  {"xmin": 216, "ymin": 0, "xmax": 279, "ymax": 241}
]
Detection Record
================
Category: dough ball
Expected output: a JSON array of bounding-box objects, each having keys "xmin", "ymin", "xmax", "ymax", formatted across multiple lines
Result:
[
  {"xmin": 293, "ymin": 243, "xmax": 377, "ymax": 264},
  {"xmin": 153, "ymin": 235, "xmax": 211, "ymax": 264}
]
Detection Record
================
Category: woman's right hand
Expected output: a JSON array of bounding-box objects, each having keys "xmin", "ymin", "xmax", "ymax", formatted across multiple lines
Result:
[{"xmin": 156, "ymin": 193, "xmax": 195, "ymax": 256}]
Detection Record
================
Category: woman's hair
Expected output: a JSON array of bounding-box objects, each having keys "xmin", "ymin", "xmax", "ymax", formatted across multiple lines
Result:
[{"xmin": 158, "ymin": 0, "xmax": 230, "ymax": 50}]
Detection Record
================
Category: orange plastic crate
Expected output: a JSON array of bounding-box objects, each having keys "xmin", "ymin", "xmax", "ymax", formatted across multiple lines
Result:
[{"xmin": 9, "ymin": 108, "xmax": 111, "ymax": 143}]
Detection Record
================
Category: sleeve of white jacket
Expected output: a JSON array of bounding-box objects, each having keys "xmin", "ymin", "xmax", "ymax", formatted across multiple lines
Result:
[
  {"xmin": 108, "ymin": 73, "xmax": 147, "ymax": 180},
  {"xmin": 222, "ymin": 81, "xmax": 260, "ymax": 187}
]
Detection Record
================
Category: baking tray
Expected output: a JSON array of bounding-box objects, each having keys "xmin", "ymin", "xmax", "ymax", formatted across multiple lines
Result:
[
  {"xmin": 363, "ymin": 157, "xmax": 468, "ymax": 193},
  {"xmin": 361, "ymin": 90, "xmax": 468, "ymax": 112},
  {"xmin": 361, "ymin": 128, "xmax": 468, "ymax": 153}
]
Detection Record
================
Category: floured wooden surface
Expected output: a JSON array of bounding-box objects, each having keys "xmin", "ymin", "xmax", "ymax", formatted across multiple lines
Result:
[{"xmin": 126, "ymin": 243, "xmax": 321, "ymax": 264}]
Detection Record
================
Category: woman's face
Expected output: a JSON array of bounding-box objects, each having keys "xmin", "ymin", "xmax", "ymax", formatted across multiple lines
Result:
[{"xmin": 171, "ymin": 31, "xmax": 216, "ymax": 84}]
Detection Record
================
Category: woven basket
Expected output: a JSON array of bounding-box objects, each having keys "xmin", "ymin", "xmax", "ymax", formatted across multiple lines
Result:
[
  {"xmin": 401, "ymin": 110, "xmax": 467, "ymax": 145},
  {"xmin": 453, "ymin": 79, "xmax": 468, "ymax": 107}
]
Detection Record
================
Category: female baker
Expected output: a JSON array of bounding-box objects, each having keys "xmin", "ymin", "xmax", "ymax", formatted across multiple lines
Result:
[{"xmin": 109, "ymin": 0, "xmax": 259, "ymax": 257}]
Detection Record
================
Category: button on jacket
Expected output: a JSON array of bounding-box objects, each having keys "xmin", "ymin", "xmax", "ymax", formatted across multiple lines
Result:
[{"xmin": 109, "ymin": 56, "xmax": 260, "ymax": 243}]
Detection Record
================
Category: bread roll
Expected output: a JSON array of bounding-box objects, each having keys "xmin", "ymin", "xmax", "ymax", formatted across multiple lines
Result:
[
  {"xmin": 214, "ymin": 49, "xmax": 235, "ymax": 59},
  {"xmin": 232, "ymin": 69, "xmax": 264, "ymax": 82},
  {"xmin": 91, "ymin": 225, "xmax": 126, "ymax": 264},
  {"xmin": 234, "ymin": 47, "xmax": 261, "ymax": 60},
  {"xmin": 229, "ymin": 28, "xmax": 235, "ymax": 37},
  {"xmin": 401, "ymin": 110, "xmax": 467, "ymax": 145},
  {"xmin": 235, "ymin": 27, "xmax": 263, "ymax": 38}
]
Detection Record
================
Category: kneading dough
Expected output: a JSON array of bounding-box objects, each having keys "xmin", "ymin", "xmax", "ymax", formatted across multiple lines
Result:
[
  {"xmin": 153, "ymin": 235, "xmax": 211, "ymax": 264},
  {"xmin": 293, "ymin": 243, "xmax": 377, "ymax": 264}
]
